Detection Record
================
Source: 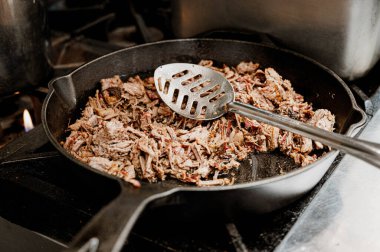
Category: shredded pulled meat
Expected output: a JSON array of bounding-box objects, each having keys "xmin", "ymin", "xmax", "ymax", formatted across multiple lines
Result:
[{"xmin": 63, "ymin": 60, "xmax": 335, "ymax": 187}]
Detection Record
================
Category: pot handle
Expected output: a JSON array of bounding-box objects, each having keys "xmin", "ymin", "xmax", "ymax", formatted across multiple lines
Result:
[{"xmin": 66, "ymin": 182, "xmax": 176, "ymax": 252}]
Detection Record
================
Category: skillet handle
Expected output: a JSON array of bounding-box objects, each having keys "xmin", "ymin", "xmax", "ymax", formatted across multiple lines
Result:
[
  {"xmin": 229, "ymin": 101, "xmax": 380, "ymax": 168},
  {"xmin": 67, "ymin": 182, "xmax": 176, "ymax": 252}
]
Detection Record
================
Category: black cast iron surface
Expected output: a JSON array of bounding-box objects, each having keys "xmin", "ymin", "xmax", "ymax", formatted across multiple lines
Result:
[{"xmin": 0, "ymin": 125, "xmax": 341, "ymax": 251}]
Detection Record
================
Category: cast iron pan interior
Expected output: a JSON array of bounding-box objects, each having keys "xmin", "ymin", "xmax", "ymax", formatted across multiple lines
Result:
[{"xmin": 43, "ymin": 39, "xmax": 366, "ymax": 187}]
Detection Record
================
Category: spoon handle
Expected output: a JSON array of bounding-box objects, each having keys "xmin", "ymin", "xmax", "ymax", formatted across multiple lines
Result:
[{"xmin": 228, "ymin": 101, "xmax": 380, "ymax": 168}]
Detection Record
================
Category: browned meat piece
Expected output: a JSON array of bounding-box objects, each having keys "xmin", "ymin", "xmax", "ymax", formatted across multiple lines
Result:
[
  {"xmin": 140, "ymin": 112, "xmax": 152, "ymax": 130},
  {"xmin": 68, "ymin": 120, "xmax": 83, "ymax": 131},
  {"xmin": 63, "ymin": 60, "xmax": 335, "ymax": 187},
  {"xmin": 105, "ymin": 120, "xmax": 124, "ymax": 135},
  {"xmin": 236, "ymin": 61, "xmax": 259, "ymax": 74},
  {"xmin": 123, "ymin": 81, "xmax": 145, "ymax": 97},
  {"xmin": 300, "ymin": 137, "xmax": 313, "ymax": 153},
  {"xmin": 101, "ymin": 75, "xmax": 123, "ymax": 90},
  {"xmin": 157, "ymin": 105, "xmax": 172, "ymax": 116},
  {"xmin": 307, "ymin": 109, "xmax": 335, "ymax": 150},
  {"xmin": 83, "ymin": 106, "xmax": 94, "ymax": 118},
  {"xmin": 195, "ymin": 162, "xmax": 211, "ymax": 178},
  {"xmin": 290, "ymin": 152, "xmax": 318, "ymax": 167},
  {"xmin": 252, "ymin": 70, "xmax": 267, "ymax": 86},
  {"xmin": 196, "ymin": 178, "xmax": 231, "ymax": 186},
  {"xmin": 261, "ymin": 125, "xmax": 280, "ymax": 151},
  {"xmin": 230, "ymin": 130, "xmax": 244, "ymax": 146},
  {"xmin": 137, "ymin": 141, "xmax": 156, "ymax": 158},
  {"xmin": 198, "ymin": 60, "xmax": 213, "ymax": 67},
  {"xmin": 107, "ymin": 141, "xmax": 134, "ymax": 153},
  {"xmin": 178, "ymin": 126, "xmax": 208, "ymax": 142},
  {"xmin": 95, "ymin": 107, "xmax": 117, "ymax": 118},
  {"xmin": 292, "ymin": 135, "xmax": 313, "ymax": 154},
  {"xmin": 64, "ymin": 131, "xmax": 82, "ymax": 151},
  {"xmin": 249, "ymin": 89, "xmax": 275, "ymax": 111},
  {"xmin": 260, "ymin": 68, "xmax": 289, "ymax": 104},
  {"xmin": 279, "ymin": 131, "xmax": 294, "ymax": 154},
  {"xmin": 277, "ymin": 101, "xmax": 314, "ymax": 121},
  {"xmin": 308, "ymin": 109, "xmax": 335, "ymax": 131},
  {"xmin": 224, "ymin": 66, "xmax": 236, "ymax": 79},
  {"xmin": 103, "ymin": 87, "xmax": 121, "ymax": 105},
  {"xmin": 89, "ymin": 157, "xmax": 117, "ymax": 171},
  {"xmin": 146, "ymin": 89, "xmax": 160, "ymax": 100}
]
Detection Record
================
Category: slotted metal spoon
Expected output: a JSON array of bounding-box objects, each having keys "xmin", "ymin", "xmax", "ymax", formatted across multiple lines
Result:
[{"xmin": 154, "ymin": 63, "xmax": 380, "ymax": 168}]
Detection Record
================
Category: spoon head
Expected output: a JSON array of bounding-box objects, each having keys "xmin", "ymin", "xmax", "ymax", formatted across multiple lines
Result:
[{"xmin": 154, "ymin": 63, "xmax": 234, "ymax": 120}]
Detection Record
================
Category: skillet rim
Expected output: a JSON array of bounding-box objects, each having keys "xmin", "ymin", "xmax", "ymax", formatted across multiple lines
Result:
[{"xmin": 41, "ymin": 38, "xmax": 367, "ymax": 192}]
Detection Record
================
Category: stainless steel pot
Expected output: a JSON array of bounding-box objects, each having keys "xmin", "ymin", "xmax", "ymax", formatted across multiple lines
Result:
[
  {"xmin": 0, "ymin": 0, "xmax": 52, "ymax": 96},
  {"xmin": 171, "ymin": 0, "xmax": 380, "ymax": 80}
]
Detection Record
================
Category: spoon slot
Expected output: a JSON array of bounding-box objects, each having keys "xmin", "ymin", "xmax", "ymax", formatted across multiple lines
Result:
[
  {"xmin": 181, "ymin": 74, "xmax": 202, "ymax": 86},
  {"xmin": 190, "ymin": 80, "xmax": 212, "ymax": 92},
  {"xmin": 163, "ymin": 80, "xmax": 170, "ymax": 94},
  {"xmin": 200, "ymin": 84, "xmax": 221, "ymax": 98},
  {"xmin": 209, "ymin": 91, "xmax": 226, "ymax": 103},
  {"xmin": 172, "ymin": 69, "xmax": 189, "ymax": 79},
  {"xmin": 181, "ymin": 95, "xmax": 189, "ymax": 110},
  {"xmin": 190, "ymin": 101, "xmax": 198, "ymax": 115},
  {"xmin": 172, "ymin": 89, "xmax": 180, "ymax": 103},
  {"xmin": 157, "ymin": 77, "xmax": 163, "ymax": 92}
]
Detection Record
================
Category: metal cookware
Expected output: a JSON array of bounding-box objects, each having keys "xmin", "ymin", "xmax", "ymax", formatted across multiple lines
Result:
[
  {"xmin": 171, "ymin": 0, "xmax": 380, "ymax": 80},
  {"xmin": 0, "ymin": 0, "xmax": 52, "ymax": 96},
  {"xmin": 42, "ymin": 39, "xmax": 366, "ymax": 252}
]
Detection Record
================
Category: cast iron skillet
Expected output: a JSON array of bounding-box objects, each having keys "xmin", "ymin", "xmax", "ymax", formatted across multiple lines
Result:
[{"xmin": 42, "ymin": 39, "xmax": 366, "ymax": 252}]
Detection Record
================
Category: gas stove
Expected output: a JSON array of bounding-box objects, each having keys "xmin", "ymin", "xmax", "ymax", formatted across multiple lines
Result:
[{"xmin": 1, "ymin": 1, "xmax": 380, "ymax": 251}]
